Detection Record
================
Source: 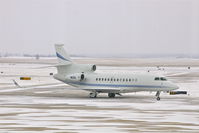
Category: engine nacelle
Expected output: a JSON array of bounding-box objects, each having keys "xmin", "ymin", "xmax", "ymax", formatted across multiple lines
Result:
[
  {"xmin": 66, "ymin": 73, "xmax": 85, "ymax": 81},
  {"xmin": 76, "ymin": 64, "xmax": 97, "ymax": 72},
  {"xmin": 91, "ymin": 65, "xmax": 97, "ymax": 71}
]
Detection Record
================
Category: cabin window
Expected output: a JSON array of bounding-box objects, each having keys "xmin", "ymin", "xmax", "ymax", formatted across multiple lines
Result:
[
  {"xmin": 99, "ymin": 78, "xmax": 101, "ymax": 81},
  {"xmin": 123, "ymin": 79, "xmax": 125, "ymax": 82},
  {"xmin": 96, "ymin": 78, "xmax": 98, "ymax": 81},
  {"xmin": 102, "ymin": 78, "xmax": 104, "ymax": 81},
  {"xmin": 104, "ymin": 78, "xmax": 106, "ymax": 81},
  {"xmin": 129, "ymin": 79, "xmax": 131, "ymax": 82},
  {"xmin": 154, "ymin": 77, "xmax": 160, "ymax": 81},
  {"xmin": 117, "ymin": 79, "xmax": 119, "ymax": 82},
  {"xmin": 107, "ymin": 78, "xmax": 109, "ymax": 81},
  {"xmin": 111, "ymin": 78, "xmax": 113, "ymax": 81}
]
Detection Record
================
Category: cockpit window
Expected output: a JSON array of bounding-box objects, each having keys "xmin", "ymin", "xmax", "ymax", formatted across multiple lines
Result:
[
  {"xmin": 160, "ymin": 77, "xmax": 167, "ymax": 81},
  {"xmin": 154, "ymin": 77, "xmax": 167, "ymax": 81}
]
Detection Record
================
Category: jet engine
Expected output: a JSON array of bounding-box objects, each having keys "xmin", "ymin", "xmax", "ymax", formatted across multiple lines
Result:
[
  {"xmin": 66, "ymin": 73, "xmax": 85, "ymax": 81},
  {"xmin": 74, "ymin": 64, "xmax": 96, "ymax": 72}
]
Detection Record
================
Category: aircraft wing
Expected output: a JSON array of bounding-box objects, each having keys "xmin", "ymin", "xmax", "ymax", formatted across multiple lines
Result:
[
  {"xmin": 5, "ymin": 80, "xmax": 122, "ymax": 93},
  {"xmin": 0, "ymin": 80, "xmax": 66, "ymax": 93}
]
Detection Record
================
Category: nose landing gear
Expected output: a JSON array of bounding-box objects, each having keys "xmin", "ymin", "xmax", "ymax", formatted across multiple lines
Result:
[{"xmin": 155, "ymin": 91, "xmax": 161, "ymax": 101}]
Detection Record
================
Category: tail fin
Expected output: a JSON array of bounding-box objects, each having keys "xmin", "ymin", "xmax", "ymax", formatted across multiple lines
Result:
[{"xmin": 55, "ymin": 44, "xmax": 72, "ymax": 65}]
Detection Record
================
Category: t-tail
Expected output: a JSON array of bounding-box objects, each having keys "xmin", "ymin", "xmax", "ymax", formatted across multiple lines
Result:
[
  {"xmin": 54, "ymin": 44, "xmax": 96, "ymax": 83},
  {"xmin": 54, "ymin": 44, "xmax": 74, "ymax": 80},
  {"xmin": 55, "ymin": 44, "xmax": 72, "ymax": 65}
]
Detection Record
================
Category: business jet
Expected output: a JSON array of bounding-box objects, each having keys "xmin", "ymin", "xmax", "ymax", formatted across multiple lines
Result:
[{"xmin": 53, "ymin": 44, "xmax": 179, "ymax": 100}]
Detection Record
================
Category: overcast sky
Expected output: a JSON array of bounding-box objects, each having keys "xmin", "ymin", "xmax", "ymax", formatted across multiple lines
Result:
[{"xmin": 0, "ymin": 0, "xmax": 199, "ymax": 57}]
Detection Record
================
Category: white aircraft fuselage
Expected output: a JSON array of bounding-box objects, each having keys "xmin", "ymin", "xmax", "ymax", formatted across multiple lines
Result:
[{"xmin": 53, "ymin": 44, "xmax": 179, "ymax": 100}]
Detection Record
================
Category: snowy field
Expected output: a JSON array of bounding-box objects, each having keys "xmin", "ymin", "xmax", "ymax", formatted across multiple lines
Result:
[{"xmin": 0, "ymin": 58, "xmax": 199, "ymax": 133}]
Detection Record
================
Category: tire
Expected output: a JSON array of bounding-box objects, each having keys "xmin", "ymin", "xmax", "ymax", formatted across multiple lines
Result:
[
  {"xmin": 89, "ymin": 92, "xmax": 97, "ymax": 98},
  {"xmin": 157, "ymin": 97, "xmax": 160, "ymax": 101},
  {"xmin": 108, "ymin": 93, "xmax": 115, "ymax": 98}
]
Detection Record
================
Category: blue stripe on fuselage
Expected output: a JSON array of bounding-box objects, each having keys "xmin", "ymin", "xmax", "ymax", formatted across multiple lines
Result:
[{"xmin": 67, "ymin": 81, "xmax": 167, "ymax": 88}]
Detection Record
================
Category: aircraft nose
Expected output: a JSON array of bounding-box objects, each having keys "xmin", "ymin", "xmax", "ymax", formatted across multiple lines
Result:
[{"xmin": 171, "ymin": 83, "xmax": 179, "ymax": 90}]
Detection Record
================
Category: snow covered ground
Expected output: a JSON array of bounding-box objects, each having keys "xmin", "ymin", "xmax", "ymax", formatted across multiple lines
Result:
[{"xmin": 0, "ymin": 59, "xmax": 199, "ymax": 133}]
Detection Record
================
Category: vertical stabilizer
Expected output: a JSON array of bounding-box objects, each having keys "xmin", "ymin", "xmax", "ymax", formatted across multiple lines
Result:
[{"xmin": 55, "ymin": 44, "xmax": 72, "ymax": 64}]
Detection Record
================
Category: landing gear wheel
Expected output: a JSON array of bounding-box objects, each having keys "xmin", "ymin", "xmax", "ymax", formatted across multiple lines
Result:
[
  {"xmin": 157, "ymin": 97, "xmax": 160, "ymax": 101},
  {"xmin": 155, "ymin": 91, "xmax": 161, "ymax": 101},
  {"xmin": 89, "ymin": 92, "xmax": 97, "ymax": 98},
  {"xmin": 108, "ymin": 93, "xmax": 115, "ymax": 98}
]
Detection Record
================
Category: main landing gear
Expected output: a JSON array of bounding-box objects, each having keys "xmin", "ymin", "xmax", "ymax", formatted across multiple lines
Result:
[
  {"xmin": 155, "ymin": 91, "xmax": 161, "ymax": 101},
  {"xmin": 89, "ymin": 92, "xmax": 119, "ymax": 98},
  {"xmin": 89, "ymin": 92, "xmax": 97, "ymax": 98},
  {"xmin": 108, "ymin": 93, "xmax": 115, "ymax": 98}
]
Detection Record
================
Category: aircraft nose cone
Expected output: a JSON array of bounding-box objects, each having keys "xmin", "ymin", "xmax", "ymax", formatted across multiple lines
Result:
[
  {"xmin": 172, "ymin": 84, "xmax": 179, "ymax": 90},
  {"xmin": 168, "ymin": 82, "xmax": 179, "ymax": 90},
  {"xmin": 175, "ymin": 85, "xmax": 179, "ymax": 90}
]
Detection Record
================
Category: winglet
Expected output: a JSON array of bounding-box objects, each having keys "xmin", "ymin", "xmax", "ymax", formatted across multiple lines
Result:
[{"xmin": 12, "ymin": 80, "xmax": 22, "ymax": 88}]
